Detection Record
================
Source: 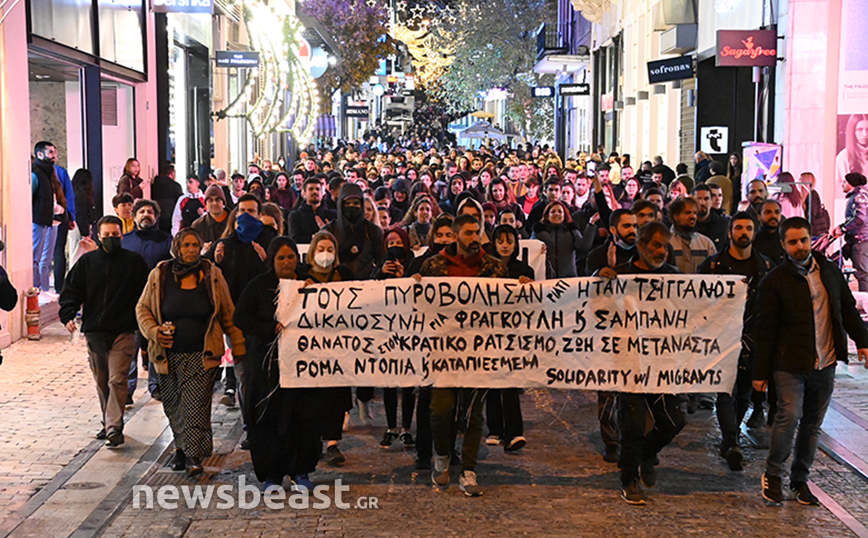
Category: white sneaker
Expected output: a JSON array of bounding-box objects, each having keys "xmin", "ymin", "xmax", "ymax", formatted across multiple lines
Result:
[
  {"xmin": 459, "ymin": 470, "xmax": 483, "ymax": 497},
  {"xmin": 485, "ymin": 435, "xmax": 501, "ymax": 446}
]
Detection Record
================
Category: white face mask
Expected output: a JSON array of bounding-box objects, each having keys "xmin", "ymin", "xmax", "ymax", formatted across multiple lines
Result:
[{"xmin": 314, "ymin": 251, "xmax": 335, "ymax": 269}]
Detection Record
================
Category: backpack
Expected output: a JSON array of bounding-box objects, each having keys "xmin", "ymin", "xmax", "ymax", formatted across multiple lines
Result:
[{"xmin": 180, "ymin": 196, "xmax": 204, "ymax": 229}]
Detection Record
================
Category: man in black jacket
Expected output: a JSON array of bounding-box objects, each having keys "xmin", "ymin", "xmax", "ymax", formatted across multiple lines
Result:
[
  {"xmin": 753, "ymin": 217, "xmax": 868, "ymax": 506},
  {"xmin": 287, "ymin": 177, "xmax": 335, "ymax": 245},
  {"xmin": 752, "ymin": 199, "xmax": 786, "ymax": 266},
  {"xmin": 598, "ymin": 222, "xmax": 686, "ymax": 505},
  {"xmin": 150, "ymin": 164, "xmax": 182, "ymax": 234},
  {"xmin": 694, "ymin": 184, "xmax": 729, "ymax": 252},
  {"xmin": 584, "ymin": 209, "xmax": 638, "ymax": 463},
  {"xmin": 59, "ymin": 216, "xmax": 150, "ymax": 448},
  {"xmin": 699, "ymin": 212, "xmax": 773, "ymax": 471}
]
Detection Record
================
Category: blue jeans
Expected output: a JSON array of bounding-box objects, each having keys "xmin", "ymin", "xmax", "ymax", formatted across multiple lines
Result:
[
  {"xmin": 32, "ymin": 224, "xmax": 51, "ymax": 291},
  {"xmin": 766, "ymin": 366, "xmax": 836, "ymax": 484}
]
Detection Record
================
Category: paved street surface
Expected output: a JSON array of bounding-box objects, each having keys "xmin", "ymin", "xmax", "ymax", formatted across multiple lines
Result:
[{"xmin": 2, "ymin": 322, "xmax": 868, "ymax": 538}]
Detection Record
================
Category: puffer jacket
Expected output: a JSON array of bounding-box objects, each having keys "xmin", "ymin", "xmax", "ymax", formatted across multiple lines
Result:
[
  {"xmin": 531, "ymin": 221, "xmax": 587, "ymax": 279},
  {"xmin": 843, "ymin": 184, "xmax": 868, "ymax": 243},
  {"xmin": 136, "ymin": 259, "xmax": 246, "ymax": 374}
]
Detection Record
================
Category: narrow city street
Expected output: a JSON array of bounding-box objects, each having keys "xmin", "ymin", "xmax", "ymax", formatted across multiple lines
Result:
[{"xmin": 1, "ymin": 322, "xmax": 867, "ymax": 538}]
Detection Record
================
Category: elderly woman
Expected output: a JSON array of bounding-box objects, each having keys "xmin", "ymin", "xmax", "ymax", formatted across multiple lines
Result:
[
  {"xmin": 234, "ymin": 237, "xmax": 320, "ymax": 491},
  {"xmin": 137, "ymin": 228, "xmax": 245, "ymax": 477}
]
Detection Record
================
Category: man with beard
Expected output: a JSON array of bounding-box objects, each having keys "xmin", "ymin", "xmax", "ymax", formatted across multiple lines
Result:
[
  {"xmin": 597, "ymin": 222, "xmax": 687, "ymax": 505},
  {"xmin": 324, "ymin": 183, "xmax": 385, "ymax": 280},
  {"xmin": 694, "ymin": 185, "xmax": 729, "ymax": 252},
  {"xmin": 31, "ymin": 141, "xmax": 61, "ymax": 292},
  {"xmin": 585, "ymin": 209, "xmax": 638, "ymax": 276},
  {"xmin": 59, "ymin": 216, "xmax": 149, "ymax": 447},
  {"xmin": 753, "ymin": 199, "xmax": 786, "ymax": 266},
  {"xmin": 700, "ymin": 213, "xmax": 774, "ymax": 471},
  {"xmin": 122, "ymin": 200, "xmax": 173, "ymax": 402},
  {"xmin": 746, "ymin": 180, "xmax": 768, "ymax": 221},
  {"xmin": 753, "ymin": 217, "xmax": 868, "ymax": 506},
  {"xmin": 584, "ymin": 209, "xmax": 638, "ymax": 463},
  {"xmin": 419, "ymin": 214, "xmax": 508, "ymax": 497},
  {"xmin": 287, "ymin": 178, "xmax": 336, "ymax": 244},
  {"xmin": 667, "ymin": 197, "xmax": 717, "ymax": 274}
]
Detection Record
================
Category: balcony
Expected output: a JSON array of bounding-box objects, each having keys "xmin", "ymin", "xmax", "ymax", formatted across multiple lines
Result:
[
  {"xmin": 533, "ymin": 22, "xmax": 590, "ymax": 75},
  {"xmin": 536, "ymin": 23, "xmax": 568, "ymax": 61}
]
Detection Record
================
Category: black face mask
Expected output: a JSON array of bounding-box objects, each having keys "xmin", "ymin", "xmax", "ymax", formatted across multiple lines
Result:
[
  {"xmin": 430, "ymin": 242, "xmax": 447, "ymax": 253},
  {"xmin": 387, "ymin": 246, "xmax": 405, "ymax": 261},
  {"xmin": 100, "ymin": 236, "xmax": 122, "ymax": 254},
  {"xmin": 343, "ymin": 206, "xmax": 362, "ymax": 222}
]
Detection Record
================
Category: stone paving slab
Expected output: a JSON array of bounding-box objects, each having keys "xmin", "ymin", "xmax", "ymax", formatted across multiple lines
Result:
[{"xmin": 99, "ymin": 388, "xmax": 867, "ymax": 538}]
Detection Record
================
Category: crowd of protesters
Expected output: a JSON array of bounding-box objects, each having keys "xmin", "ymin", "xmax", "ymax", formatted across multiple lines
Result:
[{"xmin": 32, "ymin": 128, "xmax": 868, "ymax": 505}]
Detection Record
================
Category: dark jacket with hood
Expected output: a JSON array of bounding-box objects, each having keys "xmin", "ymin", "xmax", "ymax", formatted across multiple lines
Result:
[
  {"xmin": 59, "ymin": 245, "xmax": 150, "ymax": 334},
  {"xmin": 694, "ymin": 159, "xmax": 712, "ymax": 185},
  {"xmin": 753, "ymin": 251, "xmax": 868, "ymax": 381},
  {"xmin": 324, "ymin": 183, "xmax": 385, "ymax": 280},
  {"xmin": 696, "ymin": 210, "xmax": 730, "ymax": 253},
  {"xmin": 205, "ymin": 224, "xmax": 278, "ymax": 303},
  {"xmin": 374, "ymin": 227, "xmax": 414, "ymax": 280}
]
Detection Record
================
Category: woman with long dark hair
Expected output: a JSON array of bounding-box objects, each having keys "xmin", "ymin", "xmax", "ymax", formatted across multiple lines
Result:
[
  {"xmin": 234, "ymin": 237, "xmax": 322, "ymax": 491},
  {"xmin": 69, "ymin": 169, "xmax": 96, "ymax": 265},
  {"xmin": 836, "ymin": 114, "xmax": 868, "ymax": 188},
  {"xmin": 117, "ymin": 158, "xmax": 148, "ymax": 199}
]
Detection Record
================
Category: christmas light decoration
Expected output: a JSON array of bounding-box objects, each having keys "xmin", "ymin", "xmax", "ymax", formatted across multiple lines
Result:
[{"xmin": 213, "ymin": 0, "xmax": 320, "ymax": 145}]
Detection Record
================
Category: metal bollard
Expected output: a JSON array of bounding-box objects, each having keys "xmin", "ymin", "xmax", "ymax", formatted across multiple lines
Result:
[{"xmin": 24, "ymin": 288, "xmax": 41, "ymax": 341}]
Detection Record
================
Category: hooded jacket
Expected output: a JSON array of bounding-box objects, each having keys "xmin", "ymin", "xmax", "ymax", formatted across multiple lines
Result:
[
  {"xmin": 324, "ymin": 183, "xmax": 385, "ymax": 280},
  {"xmin": 31, "ymin": 159, "xmax": 55, "ymax": 226}
]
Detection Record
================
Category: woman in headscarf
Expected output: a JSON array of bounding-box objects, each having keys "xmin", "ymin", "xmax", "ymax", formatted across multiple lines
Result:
[
  {"xmin": 137, "ymin": 228, "xmax": 245, "ymax": 477},
  {"xmin": 234, "ymin": 237, "xmax": 320, "ymax": 491}
]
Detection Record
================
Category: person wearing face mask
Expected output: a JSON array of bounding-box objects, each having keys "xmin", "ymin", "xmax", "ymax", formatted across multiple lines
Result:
[
  {"xmin": 59, "ymin": 216, "xmax": 150, "ymax": 448},
  {"xmin": 596, "ymin": 222, "xmax": 686, "ymax": 505},
  {"xmin": 298, "ymin": 231, "xmax": 354, "ymax": 467},
  {"xmin": 753, "ymin": 217, "xmax": 868, "ymax": 506},
  {"xmin": 324, "ymin": 183, "xmax": 385, "ymax": 280},
  {"xmin": 485, "ymin": 224, "xmax": 532, "ymax": 453},
  {"xmin": 233, "ymin": 237, "xmax": 321, "ymax": 491},
  {"xmin": 584, "ymin": 210, "xmax": 638, "ymax": 277},
  {"xmin": 699, "ymin": 213, "xmax": 774, "ymax": 472},
  {"xmin": 405, "ymin": 215, "xmax": 455, "ymax": 277},
  {"xmin": 205, "ymin": 194, "xmax": 277, "ymax": 414},
  {"xmin": 373, "ymin": 228, "xmax": 419, "ymax": 452},
  {"xmin": 137, "ymin": 228, "xmax": 244, "ymax": 477}
]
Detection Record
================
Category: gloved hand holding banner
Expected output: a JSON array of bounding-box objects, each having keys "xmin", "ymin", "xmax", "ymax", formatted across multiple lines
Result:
[{"xmin": 277, "ymin": 275, "xmax": 746, "ymax": 393}]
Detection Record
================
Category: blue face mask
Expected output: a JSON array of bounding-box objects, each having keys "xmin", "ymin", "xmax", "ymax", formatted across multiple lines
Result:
[
  {"xmin": 236, "ymin": 212, "xmax": 263, "ymax": 243},
  {"xmin": 788, "ymin": 253, "xmax": 811, "ymax": 267},
  {"xmin": 616, "ymin": 239, "xmax": 636, "ymax": 250}
]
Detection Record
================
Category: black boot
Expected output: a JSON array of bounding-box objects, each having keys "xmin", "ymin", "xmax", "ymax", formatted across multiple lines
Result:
[{"xmin": 170, "ymin": 449, "xmax": 186, "ymax": 471}]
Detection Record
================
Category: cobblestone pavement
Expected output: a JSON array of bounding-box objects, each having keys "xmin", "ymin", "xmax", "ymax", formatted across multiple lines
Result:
[{"xmin": 3, "ymin": 323, "xmax": 868, "ymax": 537}]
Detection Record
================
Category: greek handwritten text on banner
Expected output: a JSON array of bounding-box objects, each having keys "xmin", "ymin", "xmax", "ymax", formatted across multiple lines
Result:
[{"xmin": 277, "ymin": 276, "xmax": 746, "ymax": 393}]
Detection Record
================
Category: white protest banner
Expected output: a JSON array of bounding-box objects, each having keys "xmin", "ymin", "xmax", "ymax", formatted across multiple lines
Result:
[
  {"xmin": 277, "ymin": 275, "xmax": 746, "ymax": 393},
  {"xmin": 297, "ymin": 239, "xmax": 547, "ymax": 280}
]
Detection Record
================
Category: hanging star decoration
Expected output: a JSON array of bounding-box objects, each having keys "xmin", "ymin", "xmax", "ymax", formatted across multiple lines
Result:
[{"xmin": 213, "ymin": 0, "xmax": 320, "ymax": 144}]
